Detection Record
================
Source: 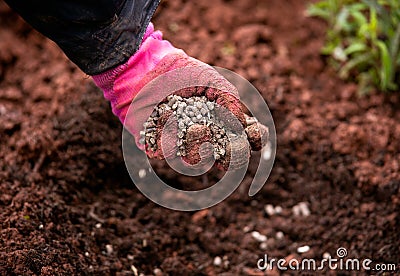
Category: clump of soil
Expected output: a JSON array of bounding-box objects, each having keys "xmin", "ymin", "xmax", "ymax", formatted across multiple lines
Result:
[{"xmin": 0, "ymin": 0, "xmax": 399, "ymax": 275}]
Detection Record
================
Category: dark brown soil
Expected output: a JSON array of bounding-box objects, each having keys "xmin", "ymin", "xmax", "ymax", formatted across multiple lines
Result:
[{"xmin": 0, "ymin": 0, "xmax": 399, "ymax": 275}]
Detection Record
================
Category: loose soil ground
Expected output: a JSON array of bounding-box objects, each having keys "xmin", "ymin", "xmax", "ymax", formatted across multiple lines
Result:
[{"xmin": 0, "ymin": 0, "xmax": 399, "ymax": 275}]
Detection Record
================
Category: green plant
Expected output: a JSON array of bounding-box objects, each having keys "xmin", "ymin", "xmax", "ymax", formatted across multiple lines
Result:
[{"xmin": 307, "ymin": 0, "xmax": 400, "ymax": 94}]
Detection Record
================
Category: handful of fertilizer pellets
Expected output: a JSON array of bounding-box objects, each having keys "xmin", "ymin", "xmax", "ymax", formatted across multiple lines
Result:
[{"xmin": 139, "ymin": 94, "xmax": 268, "ymax": 170}]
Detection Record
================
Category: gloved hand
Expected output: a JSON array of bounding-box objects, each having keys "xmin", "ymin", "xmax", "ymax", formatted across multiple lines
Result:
[{"xmin": 93, "ymin": 23, "xmax": 267, "ymax": 170}]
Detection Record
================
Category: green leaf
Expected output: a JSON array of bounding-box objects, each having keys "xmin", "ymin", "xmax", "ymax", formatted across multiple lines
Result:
[
  {"xmin": 349, "ymin": 2, "xmax": 367, "ymax": 11},
  {"xmin": 335, "ymin": 7, "xmax": 350, "ymax": 32},
  {"xmin": 344, "ymin": 43, "xmax": 367, "ymax": 55},
  {"xmin": 351, "ymin": 11, "xmax": 368, "ymax": 28},
  {"xmin": 376, "ymin": 40, "xmax": 393, "ymax": 90},
  {"xmin": 358, "ymin": 17, "xmax": 372, "ymax": 41},
  {"xmin": 310, "ymin": 0, "xmax": 400, "ymax": 93},
  {"xmin": 390, "ymin": 23, "xmax": 400, "ymax": 63},
  {"xmin": 364, "ymin": 0, "xmax": 390, "ymax": 24},
  {"xmin": 306, "ymin": 5, "xmax": 331, "ymax": 19},
  {"xmin": 339, "ymin": 52, "xmax": 373, "ymax": 79},
  {"xmin": 369, "ymin": 7, "xmax": 378, "ymax": 41}
]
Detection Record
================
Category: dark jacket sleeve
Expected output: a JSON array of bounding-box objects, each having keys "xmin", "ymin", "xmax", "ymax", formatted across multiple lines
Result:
[{"xmin": 4, "ymin": 0, "xmax": 160, "ymax": 75}]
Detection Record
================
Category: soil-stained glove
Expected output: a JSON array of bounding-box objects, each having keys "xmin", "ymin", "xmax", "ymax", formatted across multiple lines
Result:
[{"xmin": 93, "ymin": 23, "xmax": 268, "ymax": 170}]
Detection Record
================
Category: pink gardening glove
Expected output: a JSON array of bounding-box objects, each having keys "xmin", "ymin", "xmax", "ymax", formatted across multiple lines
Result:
[{"xmin": 93, "ymin": 23, "xmax": 265, "ymax": 170}]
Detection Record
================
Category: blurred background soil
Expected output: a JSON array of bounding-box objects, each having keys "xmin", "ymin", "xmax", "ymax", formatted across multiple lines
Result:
[{"xmin": 0, "ymin": 0, "xmax": 399, "ymax": 275}]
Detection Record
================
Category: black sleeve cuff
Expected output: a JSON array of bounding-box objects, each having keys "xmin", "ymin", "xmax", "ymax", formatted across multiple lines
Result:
[{"xmin": 5, "ymin": 0, "xmax": 161, "ymax": 75}]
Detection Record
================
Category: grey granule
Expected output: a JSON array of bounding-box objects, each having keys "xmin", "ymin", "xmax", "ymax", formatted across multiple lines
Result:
[{"xmin": 140, "ymin": 95, "xmax": 243, "ymax": 159}]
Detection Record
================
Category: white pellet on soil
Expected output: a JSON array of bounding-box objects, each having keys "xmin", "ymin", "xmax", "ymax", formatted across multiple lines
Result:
[
  {"xmin": 297, "ymin": 245, "xmax": 310, "ymax": 253},
  {"xmin": 138, "ymin": 168, "xmax": 146, "ymax": 179},
  {"xmin": 243, "ymin": 225, "xmax": 251, "ymax": 233},
  {"xmin": 274, "ymin": 206, "xmax": 283, "ymax": 214},
  {"xmin": 153, "ymin": 268, "xmax": 163, "ymax": 276},
  {"xmin": 213, "ymin": 256, "xmax": 222, "ymax": 266},
  {"xmin": 264, "ymin": 204, "xmax": 275, "ymax": 216},
  {"xmin": 298, "ymin": 202, "xmax": 311, "ymax": 216},
  {"xmin": 105, "ymin": 244, "xmax": 113, "ymax": 255},
  {"xmin": 251, "ymin": 231, "xmax": 267, "ymax": 242},
  {"xmin": 223, "ymin": 256, "xmax": 230, "ymax": 269},
  {"xmin": 264, "ymin": 204, "xmax": 283, "ymax": 216},
  {"xmin": 292, "ymin": 202, "xmax": 311, "ymax": 217},
  {"xmin": 322, "ymin": 252, "xmax": 331, "ymax": 259},
  {"xmin": 292, "ymin": 205, "xmax": 301, "ymax": 216},
  {"xmin": 131, "ymin": 265, "xmax": 139, "ymax": 276},
  {"xmin": 260, "ymin": 242, "xmax": 268, "ymax": 250},
  {"xmin": 262, "ymin": 142, "xmax": 272, "ymax": 160},
  {"xmin": 276, "ymin": 231, "xmax": 284, "ymax": 239}
]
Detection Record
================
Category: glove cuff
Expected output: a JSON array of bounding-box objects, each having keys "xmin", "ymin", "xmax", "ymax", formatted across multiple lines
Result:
[{"xmin": 92, "ymin": 22, "xmax": 183, "ymax": 123}]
